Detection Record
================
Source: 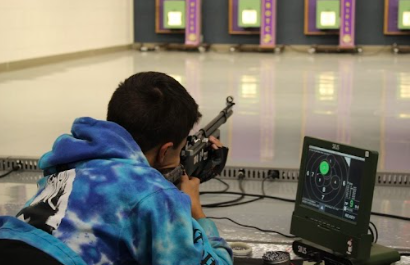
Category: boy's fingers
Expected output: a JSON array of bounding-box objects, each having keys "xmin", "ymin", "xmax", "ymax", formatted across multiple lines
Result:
[
  {"xmin": 190, "ymin": 176, "xmax": 200, "ymax": 184},
  {"xmin": 180, "ymin": 174, "xmax": 189, "ymax": 182}
]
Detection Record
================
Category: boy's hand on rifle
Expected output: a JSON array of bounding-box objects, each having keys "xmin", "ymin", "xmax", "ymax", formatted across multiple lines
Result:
[
  {"xmin": 179, "ymin": 174, "xmax": 206, "ymax": 220},
  {"xmin": 209, "ymin": 135, "xmax": 223, "ymax": 150},
  {"xmin": 179, "ymin": 136, "xmax": 225, "ymax": 220}
]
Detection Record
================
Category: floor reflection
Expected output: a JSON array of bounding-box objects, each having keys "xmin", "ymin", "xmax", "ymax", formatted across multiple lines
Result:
[{"xmin": 0, "ymin": 51, "xmax": 409, "ymax": 173}]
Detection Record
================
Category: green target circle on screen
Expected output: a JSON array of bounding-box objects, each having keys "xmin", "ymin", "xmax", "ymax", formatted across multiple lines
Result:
[{"xmin": 320, "ymin": 161, "xmax": 330, "ymax": 175}]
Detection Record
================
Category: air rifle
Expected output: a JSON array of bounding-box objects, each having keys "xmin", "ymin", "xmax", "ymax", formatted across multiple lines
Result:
[
  {"xmin": 162, "ymin": 96, "xmax": 235, "ymax": 184},
  {"xmin": 181, "ymin": 96, "xmax": 235, "ymax": 183}
]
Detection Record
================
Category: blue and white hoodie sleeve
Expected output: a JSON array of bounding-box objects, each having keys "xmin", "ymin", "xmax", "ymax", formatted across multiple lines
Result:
[
  {"xmin": 10, "ymin": 117, "xmax": 233, "ymax": 265},
  {"xmin": 127, "ymin": 188, "xmax": 233, "ymax": 265},
  {"xmin": 37, "ymin": 117, "xmax": 233, "ymax": 265}
]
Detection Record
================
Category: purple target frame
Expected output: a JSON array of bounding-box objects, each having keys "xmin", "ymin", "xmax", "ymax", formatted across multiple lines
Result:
[
  {"xmin": 155, "ymin": 0, "xmax": 184, "ymax": 34},
  {"xmin": 304, "ymin": 0, "xmax": 339, "ymax": 35},
  {"xmin": 384, "ymin": 0, "xmax": 410, "ymax": 35},
  {"xmin": 229, "ymin": 0, "xmax": 277, "ymax": 47},
  {"xmin": 304, "ymin": 0, "xmax": 357, "ymax": 48},
  {"xmin": 229, "ymin": 0, "xmax": 260, "ymax": 34}
]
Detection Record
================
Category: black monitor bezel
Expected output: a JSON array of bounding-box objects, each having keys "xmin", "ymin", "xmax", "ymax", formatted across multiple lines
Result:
[{"xmin": 293, "ymin": 136, "xmax": 378, "ymax": 239}]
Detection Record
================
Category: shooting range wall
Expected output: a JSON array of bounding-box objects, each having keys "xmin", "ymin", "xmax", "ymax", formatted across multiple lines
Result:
[
  {"xmin": 0, "ymin": 0, "xmax": 133, "ymax": 65},
  {"xmin": 134, "ymin": 0, "xmax": 410, "ymax": 45}
]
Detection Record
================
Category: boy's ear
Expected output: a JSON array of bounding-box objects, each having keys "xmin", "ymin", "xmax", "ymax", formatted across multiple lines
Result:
[{"xmin": 157, "ymin": 142, "xmax": 174, "ymax": 165}]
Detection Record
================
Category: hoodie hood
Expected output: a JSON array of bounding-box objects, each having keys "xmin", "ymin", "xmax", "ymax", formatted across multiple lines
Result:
[{"xmin": 39, "ymin": 117, "xmax": 149, "ymax": 170}]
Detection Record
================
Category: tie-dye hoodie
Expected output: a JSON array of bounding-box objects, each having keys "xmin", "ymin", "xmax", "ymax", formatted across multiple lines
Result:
[{"xmin": 0, "ymin": 117, "xmax": 233, "ymax": 265}]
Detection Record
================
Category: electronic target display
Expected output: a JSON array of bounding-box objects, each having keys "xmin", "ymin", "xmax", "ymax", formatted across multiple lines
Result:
[
  {"xmin": 291, "ymin": 137, "xmax": 379, "ymax": 260},
  {"xmin": 301, "ymin": 145, "xmax": 365, "ymax": 223}
]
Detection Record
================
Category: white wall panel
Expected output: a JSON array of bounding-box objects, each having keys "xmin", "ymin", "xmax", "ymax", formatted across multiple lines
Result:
[{"xmin": 0, "ymin": 0, "xmax": 133, "ymax": 64}]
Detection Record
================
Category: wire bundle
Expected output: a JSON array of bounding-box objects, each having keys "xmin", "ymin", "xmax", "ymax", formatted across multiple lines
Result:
[{"xmin": 202, "ymin": 172, "xmax": 410, "ymax": 242}]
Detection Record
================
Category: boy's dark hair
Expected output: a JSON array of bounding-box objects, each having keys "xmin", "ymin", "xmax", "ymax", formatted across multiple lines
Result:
[{"xmin": 107, "ymin": 72, "xmax": 202, "ymax": 153}]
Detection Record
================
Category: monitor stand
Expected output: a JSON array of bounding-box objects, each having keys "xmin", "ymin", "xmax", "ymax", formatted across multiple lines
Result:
[{"xmin": 292, "ymin": 239, "xmax": 400, "ymax": 265}]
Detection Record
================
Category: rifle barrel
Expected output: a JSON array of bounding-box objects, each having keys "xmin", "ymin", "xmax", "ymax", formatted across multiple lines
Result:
[
  {"xmin": 197, "ymin": 97, "xmax": 235, "ymax": 138},
  {"xmin": 200, "ymin": 109, "xmax": 233, "ymax": 137}
]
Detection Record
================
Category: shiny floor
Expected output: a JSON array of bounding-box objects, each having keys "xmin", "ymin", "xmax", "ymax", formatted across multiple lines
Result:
[
  {"xmin": 1, "ymin": 50, "xmax": 410, "ymax": 172},
  {"xmin": 1, "ymin": 50, "xmax": 410, "ymax": 262}
]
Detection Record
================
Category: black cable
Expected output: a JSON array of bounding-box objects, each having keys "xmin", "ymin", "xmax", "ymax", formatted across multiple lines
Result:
[
  {"xmin": 261, "ymin": 177, "xmax": 271, "ymax": 197},
  {"xmin": 208, "ymin": 216, "xmax": 297, "ymax": 239},
  {"xmin": 207, "ymin": 197, "xmax": 265, "ymax": 208},
  {"xmin": 214, "ymin": 178, "xmax": 230, "ymax": 192},
  {"xmin": 222, "ymin": 174, "xmax": 275, "ymax": 207},
  {"xmin": 0, "ymin": 165, "xmax": 21, "ymax": 179},
  {"xmin": 204, "ymin": 176, "xmax": 266, "ymax": 207},
  {"xmin": 202, "ymin": 171, "xmax": 246, "ymax": 208},
  {"xmin": 203, "ymin": 170, "xmax": 281, "ymax": 208},
  {"xmin": 203, "ymin": 190, "xmax": 408, "ymax": 221},
  {"xmin": 201, "ymin": 172, "xmax": 408, "ymax": 258},
  {"xmin": 400, "ymin": 253, "xmax": 410, "ymax": 256},
  {"xmin": 202, "ymin": 173, "xmax": 409, "ymax": 244},
  {"xmin": 221, "ymin": 171, "xmax": 276, "ymax": 207},
  {"xmin": 261, "ymin": 170, "xmax": 279, "ymax": 196},
  {"xmin": 368, "ymin": 226, "xmax": 375, "ymax": 243},
  {"xmin": 201, "ymin": 191, "xmax": 296, "ymax": 203},
  {"xmin": 371, "ymin": 211, "xmax": 410, "ymax": 222},
  {"xmin": 201, "ymin": 195, "xmax": 245, "ymax": 207},
  {"xmin": 200, "ymin": 178, "xmax": 230, "ymax": 195},
  {"xmin": 369, "ymin": 221, "xmax": 378, "ymax": 243}
]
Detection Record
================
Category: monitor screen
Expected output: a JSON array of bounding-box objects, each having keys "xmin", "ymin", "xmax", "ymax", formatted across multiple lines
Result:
[
  {"xmin": 301, "ymin": 145, "xmax": 365, "ymax": 223},
  {"xmin": 291, "ymin": 137, "xmax": 378, "ymax": 259}
]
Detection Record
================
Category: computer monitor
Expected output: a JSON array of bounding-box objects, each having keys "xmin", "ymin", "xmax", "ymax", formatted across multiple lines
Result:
[{"xmin": 290, "ymin": 136, "xmax": 378, "ymax": 260}]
